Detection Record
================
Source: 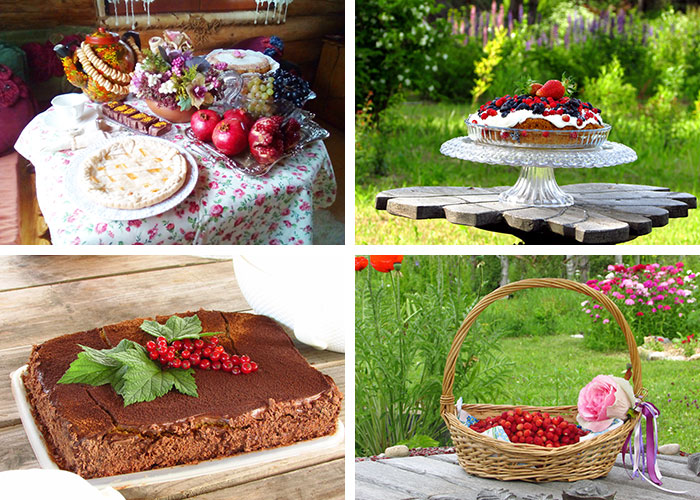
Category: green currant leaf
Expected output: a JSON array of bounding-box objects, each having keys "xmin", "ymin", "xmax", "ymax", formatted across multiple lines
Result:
[
  {"xmin": 140, "ymin": 319, "xmax": 169, "ymax": 339},
  {"xmin": 169, "ymin": 368, "xmax": 198, "ymax": 398},
  {"xmin": 57, "ymin": 353, "xmax": 121, "ymax": 386},
  {"xmin": 163, "ymin": 315, "xmax": 203, "ymax": 340},
  {"xmin": 78, "ymin": 339, "xmax": 133, "ymax": 367},
  {"xmin": 198, "ymin": 331, "xmax": 223, "ymax": 338},
  {"xmin": 118, "ymin": 369, "xmax": 175, "ymax": 406}
]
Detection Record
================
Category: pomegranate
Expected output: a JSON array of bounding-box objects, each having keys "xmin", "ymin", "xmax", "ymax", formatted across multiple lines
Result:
[
  {"xmin": 212, "ymin": 118, "xmax": 249, "ymax": 156},
  {"xmin": 248, "ymin": 116, "xmax": 285, "ymax": 165},
  {"xmin": 190, "ymin": 109, "xmax": 221, "ymax": 142},
  {"xmin": 223, "ymin": 108, "xmax": 254, "ymax": 131}
]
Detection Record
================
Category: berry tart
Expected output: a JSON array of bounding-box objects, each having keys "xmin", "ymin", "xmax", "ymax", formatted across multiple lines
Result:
[
  {"xmin": 467, "ymin": 78, "xmax": 611, "ymax": 148},
  {"xmin": 22, "ymin": 310, "xmax": 342, "ymax": 479}
]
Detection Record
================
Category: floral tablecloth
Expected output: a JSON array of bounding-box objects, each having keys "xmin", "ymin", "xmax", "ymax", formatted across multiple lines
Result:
[{"xmin": 14, "ymin": 101, "xmax": 336, "ymax": 245}]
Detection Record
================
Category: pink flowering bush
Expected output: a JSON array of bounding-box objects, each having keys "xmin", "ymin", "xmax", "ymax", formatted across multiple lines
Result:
[{"xmin": 581, "ymin": 262, "xmax": 697, "ymax": 351}]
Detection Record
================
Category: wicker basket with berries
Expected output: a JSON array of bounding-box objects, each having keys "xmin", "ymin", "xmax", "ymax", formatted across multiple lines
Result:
[{"xmin": 440, "ymin": 278, "xmax": 643, "ymax": 482}]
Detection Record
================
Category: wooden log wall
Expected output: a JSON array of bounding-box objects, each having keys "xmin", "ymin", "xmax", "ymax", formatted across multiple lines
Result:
[{"xmin": 0, "ymin": 0, "xmax": 97, "ymax": 30}]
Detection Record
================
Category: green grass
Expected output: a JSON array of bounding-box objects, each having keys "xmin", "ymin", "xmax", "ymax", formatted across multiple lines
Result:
[
  {"xmin": 355, "ymin": 101, "xmax": 700, "ymax": 245},
  {"xmin": 498, "ymin": 335, "xmax": 700, "ymax": 453}
]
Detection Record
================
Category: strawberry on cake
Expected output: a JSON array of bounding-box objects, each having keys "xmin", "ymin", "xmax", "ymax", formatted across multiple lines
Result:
[{"xmin": 467, "ymin": 78, "xmax": 609, "ymax": 147}]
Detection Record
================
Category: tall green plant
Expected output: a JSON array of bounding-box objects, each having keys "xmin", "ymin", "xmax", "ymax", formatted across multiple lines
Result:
[{"xmin": 355, "ymin": 256, "xmax": 513, "ymax": 456}]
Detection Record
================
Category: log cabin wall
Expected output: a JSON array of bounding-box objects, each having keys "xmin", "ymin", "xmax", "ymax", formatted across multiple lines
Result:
[{"xmin": 0, "ymin": 0, "xmax": 97, "ymax": 30}]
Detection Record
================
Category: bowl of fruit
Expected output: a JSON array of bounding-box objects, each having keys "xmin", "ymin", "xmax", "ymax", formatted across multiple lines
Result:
[{"xmin": 186, "ymin": 69, "xmax": 327, "ymax": 176}]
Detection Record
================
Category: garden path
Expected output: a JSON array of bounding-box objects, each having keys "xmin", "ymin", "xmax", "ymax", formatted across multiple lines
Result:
[
  {"xmin": 376, "ymin": 184, "xmax": 696, "ymax": 244},
  {"xmin": 355, "ymin": 452, "xmax": 700, "ymax": 499}
]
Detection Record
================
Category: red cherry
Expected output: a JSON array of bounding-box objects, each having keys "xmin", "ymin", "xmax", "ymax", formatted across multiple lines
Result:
[
  {"xmin": 146, "ymin": 341, "xmax": 157, "ymax": 351},
  {"xmin": 199, "ymin": 359, "xmax": 211, "ymax": 370},
  {"xmin": 181, "ymin": 360, "xmax": 191, "ymax": 370}
]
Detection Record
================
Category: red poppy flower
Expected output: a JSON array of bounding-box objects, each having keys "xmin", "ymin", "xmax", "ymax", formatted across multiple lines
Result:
[
  {"xmin": 636, "ymin": 311, "xmax": 644, "ymax": 316},
  {"xmin": 355, "ymin": 256, "xmax": 368, "ymax": 271},
  {"xmin": 370, "ymin": 255, "xmax": 404, "ymax": 273}
]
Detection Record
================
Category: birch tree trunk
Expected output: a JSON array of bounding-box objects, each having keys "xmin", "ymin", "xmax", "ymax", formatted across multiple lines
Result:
[{"xmin": 499, "ymin": 255, "xmax": 509, "ymax": 287}]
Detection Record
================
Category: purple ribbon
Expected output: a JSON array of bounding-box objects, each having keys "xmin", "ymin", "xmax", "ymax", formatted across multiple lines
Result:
[{"xmin": 622, "ymin": 401, "xmax": 686, "ymax": 493}]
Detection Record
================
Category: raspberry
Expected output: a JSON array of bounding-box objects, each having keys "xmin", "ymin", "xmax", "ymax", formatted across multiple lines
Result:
[
  {"xmin": 542, "ymin": 131, "xmax": 549, "ymax": 138},
  {"xmin": 562, "ymin": 115, "xmax": 570, "ymax": 122},
  {"xmin": 577, "ymin": 118, "xmax": 583, "ymax": 126},
  {"xmin": 570, "ymin": 132, "xmax": 578, "ymax": 139}
]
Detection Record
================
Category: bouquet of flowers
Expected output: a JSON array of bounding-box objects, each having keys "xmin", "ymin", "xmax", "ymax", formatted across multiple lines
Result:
[{"xmin": 130, "ymin": 47, "xmax": 227, "ymax": 111}]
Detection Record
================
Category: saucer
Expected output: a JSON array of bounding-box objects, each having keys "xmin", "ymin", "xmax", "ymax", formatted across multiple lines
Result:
[{"xmin": 43, "ymin": 107, "xmax": 98, "ymax": 132}]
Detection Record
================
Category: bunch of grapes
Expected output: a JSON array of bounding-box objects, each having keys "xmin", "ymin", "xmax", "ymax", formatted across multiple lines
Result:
[
  {"xmin": 242, "ymin": 75, "xmax": 275, "ymax": 116},
  {"xmin": 272, "ymin": 69, "xmax": 312, "ymax": 107}
]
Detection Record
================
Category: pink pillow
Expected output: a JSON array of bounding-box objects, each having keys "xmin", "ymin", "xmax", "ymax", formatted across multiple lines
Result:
[{"xmin": 0, "ymin": 64, "xmax": 35, "ymax": 155}]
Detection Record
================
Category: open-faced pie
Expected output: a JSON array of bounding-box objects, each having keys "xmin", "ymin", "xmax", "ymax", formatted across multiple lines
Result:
[{"xmin": 80, "ymin": 137, "xmax": 188, "ymax": 209}]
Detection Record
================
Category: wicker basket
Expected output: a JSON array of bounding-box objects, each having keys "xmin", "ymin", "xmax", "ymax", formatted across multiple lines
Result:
[{"xmin": 440, "ymin": 278, "xmax": 643, "ymax": 482}]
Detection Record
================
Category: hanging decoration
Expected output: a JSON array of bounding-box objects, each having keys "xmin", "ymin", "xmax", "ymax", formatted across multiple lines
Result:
[
  {"xmin": 254, "ymin": 0, "xmax": 293, "ymax": 25},
  {"xmin": 108, "ymin": 0, "xmax": 156, "ymax": 28}
]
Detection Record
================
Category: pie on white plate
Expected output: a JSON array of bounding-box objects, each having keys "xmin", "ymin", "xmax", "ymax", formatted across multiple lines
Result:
[{"xmin": 80, "ymin": 137, "xmax": 188, "ymax": 209}]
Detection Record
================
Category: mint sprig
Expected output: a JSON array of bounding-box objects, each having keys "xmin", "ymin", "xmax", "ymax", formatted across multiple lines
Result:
[
  {"xmin": 140, "ymin": 315, "xmax": 221, "ymax": 343},
  {"xmin": 58, "ymin": 338, "xmax": 198, "ymax": 406}
]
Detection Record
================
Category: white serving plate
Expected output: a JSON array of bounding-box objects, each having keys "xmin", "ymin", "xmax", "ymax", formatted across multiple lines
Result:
[
  {"xmin": 65, "ymin": 136, "xmax": 199, "ymax": 221},
  {"xmin": 205, "ymin": 49, "xmax": 280, "ymax": 75},
  {"xmin": 10, "ymin": 365, "xmax": 344, "ymax": 490}
]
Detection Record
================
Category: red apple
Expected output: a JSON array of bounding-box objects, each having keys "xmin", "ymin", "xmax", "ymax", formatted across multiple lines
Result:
[
  {"xmin": 212, "ymin": 118, "xmax": 249, "ymax": 156},
  {"xmin": 224, "ymin": 108, "xmax": 254, "ymax": 131},
  {"xmin": 190, "ymin": 109, "xmax": 221, "ymax": 142}
]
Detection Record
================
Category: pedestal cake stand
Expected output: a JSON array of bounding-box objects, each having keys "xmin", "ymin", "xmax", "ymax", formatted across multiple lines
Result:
[{"xmin": 439, "ymin": 137, "xmax": 638, "ymax": 207}]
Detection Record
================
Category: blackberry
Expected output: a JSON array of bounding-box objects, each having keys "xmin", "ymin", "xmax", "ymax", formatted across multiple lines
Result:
[{"xmin": 272, "ymin": 69, "xmax": 312, "ymax": 107}]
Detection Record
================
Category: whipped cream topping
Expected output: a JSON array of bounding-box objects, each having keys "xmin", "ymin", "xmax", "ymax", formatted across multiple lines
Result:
[{"xmin": 468, "ymin": 95, "xmax": 604, "ymax": 130}]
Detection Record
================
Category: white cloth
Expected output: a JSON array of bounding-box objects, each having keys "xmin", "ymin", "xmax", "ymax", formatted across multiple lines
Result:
[{"xmin": 0, "ymin": 469, "xmax": 124, "ymax": 500}]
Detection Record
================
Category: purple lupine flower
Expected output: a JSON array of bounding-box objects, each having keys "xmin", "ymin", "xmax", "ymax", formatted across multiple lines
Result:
[
  {"xmin": 617, "ymin": 11, "xmax": 625, "ymax": 34},
  {"xmin": 483, "ymin": 25, "xmax": 488, "ymax": 47},
  {"xmin": 564, "ymin": 28, "xmax": 570, "ymax": 48},
  {"xmin": 452, "ymin": 17, "xmax": 459, "ymax": 35},
  {"xmin": 525, "ymin": 38, "xmax": 532, "ymax": 51},
  {"xmin": 470, "ymin": 6, "xmax": 477, "ymax": 37},
  {"xmin": 497, "ymin": 4, "xmax": 504, "ymax": 28},
  {"xmin": 491, "ymin": 0, "xmax": 497, "ymax": 24},
  {"xmin": 591, "ymin": 19, "xmax": 598, "ymax": 32},
  {"xmin": 518, "ymin": 4, "xmax": 523, "ymax": 22},
  {"xmin": 641, "ymin": 23, "xmax": 649, "ymax": 44},
  {"xmin": 553, "ymin": 23, "xmax": 559, "ymax": 43},
  {"xmin": 508, "ymin": 11, "xmax": 513, "ymax": 33},
  {"xmin": 460, "ymin": 19, "xmax": 466, "ymax": 35},
  {"xmin": 485, "ymin": 12, "xmax": 490, "ymax": 29},
  {"xmin": 582, "ymin": 32, "xmax": 587, "ymax": 43},
  {"xmin": 567, "ymin": 14, "xmax": 572, "ymax": 31}
]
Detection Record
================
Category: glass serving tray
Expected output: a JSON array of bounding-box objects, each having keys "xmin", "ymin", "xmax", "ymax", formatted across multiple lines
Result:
[
  {"xmin": 466, "ymin": 121, "xmax": 612, "ymax": 149},
  {"xmin": 184, "ymin": 109, "xmax": 329, "ymax": 177}
]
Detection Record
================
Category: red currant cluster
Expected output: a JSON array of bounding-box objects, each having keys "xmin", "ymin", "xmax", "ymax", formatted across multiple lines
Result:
[
  {"xmin": 145, "ymin": 336, "xmax": 258, "ymax": 374},
  {"xmin": 470, "ymin": 408, "xmax": 588, "ymax": 447}
]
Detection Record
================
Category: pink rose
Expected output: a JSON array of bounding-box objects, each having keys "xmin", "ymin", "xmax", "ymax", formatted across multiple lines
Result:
[
  {"xmin": 95, "ymin": 223, "xmax": 107, "ymax": 234},
  {"xmin": 211, "ymin": 204, "xmax": 223, "ymax": 217},
  {"xmin": 577, "ymin": 375, "xmax": 634, "ymax": 432},
  {"xmin": 184, "ymin": 231, "xmax": 195, "ymax": 241}
]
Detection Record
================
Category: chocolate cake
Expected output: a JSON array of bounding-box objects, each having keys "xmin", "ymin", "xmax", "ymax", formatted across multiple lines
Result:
[
  {"xmin": 101, "ymin": 102, "xmax": 173, "ymax": 137},
  {"xmin": 23, "ymin": 310, "xmax": 342, "ymax": 479}
]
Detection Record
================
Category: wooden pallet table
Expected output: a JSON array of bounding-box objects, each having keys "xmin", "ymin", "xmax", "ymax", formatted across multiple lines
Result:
[
  {"xmin": 375, "ymin": 184, "xmax": 697, "ymax": 244},
  {"xmin": 355, "ymin": 452, "xmax": 700, "ymax": 500},
  {"xmin": 0, "ymin": 256, "xmax": 344, "ymax": 500}
]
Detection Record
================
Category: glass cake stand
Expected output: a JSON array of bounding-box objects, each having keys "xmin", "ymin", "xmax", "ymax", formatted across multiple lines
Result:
[{"xmin": 439, "ymin": 136, "xmax": 638, "ymax": 207}]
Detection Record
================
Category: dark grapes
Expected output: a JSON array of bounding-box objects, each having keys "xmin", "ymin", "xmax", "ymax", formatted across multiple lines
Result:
[{"xmin": 272, "ymin": 69, "xmax": 311, "ymax": 107}]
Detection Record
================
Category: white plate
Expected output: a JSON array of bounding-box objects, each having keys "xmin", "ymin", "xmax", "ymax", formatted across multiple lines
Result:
[
  {"xmin": 10, "ymin": 365, "xmax": 344, "ymax": 490},
  {"xmin": 65, "ymin": 136, "xmax": 199, "ymax": 221},
  {"xmin": 43, "ymin": 107, "xmax": 98, "ymax": 132},
  {"xmin": 205, "ymin": 48, "xmax": 280, "ymax": 75}
]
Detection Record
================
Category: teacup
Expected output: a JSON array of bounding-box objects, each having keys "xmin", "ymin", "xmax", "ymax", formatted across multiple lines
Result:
[{"xmin": 51, "ymin": 93, "xmax": 87, "ymax": 124}]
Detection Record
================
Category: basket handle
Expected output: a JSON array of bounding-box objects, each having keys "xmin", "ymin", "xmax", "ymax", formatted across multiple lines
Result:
[{"xmin": 440, "ymin": 278, "xmax": 642, "ymax": 417}]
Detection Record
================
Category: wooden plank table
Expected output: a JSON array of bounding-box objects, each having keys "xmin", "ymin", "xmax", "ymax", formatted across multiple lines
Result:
[
  {"xmin": 375, "ymin": 184, "xmax": 697, "ymax": 244},
  {"xmin": 0, "ymin": 256, "xmax": 344, "ymax": 500},
  {"xmin": 355, "ymin": 452, "xmax": 700, "ymax": 499}
]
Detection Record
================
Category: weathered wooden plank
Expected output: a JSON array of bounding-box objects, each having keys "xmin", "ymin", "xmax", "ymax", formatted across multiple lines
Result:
[
  {"xmin": 587, "ymin": 208, "xmax": 652, "ymax": 235},
  {"xmin": 501, "ymin": 207, "xmax": 565, "ymax": 233},
  {"xmin": 593, "ymin": 204, "xmax": 670, "ymax": 226},
  {"xmin": 582, "ymin": 198, "xmax": 688, "ymax": 217},
  {"xmin": 386, "ymin": 197, "xmax": 465, "ymax": 220},
  {"xmin": 0, "ymin": 261, "xmax": 249, "ymax": 349},
  {"xmin": 0, "ymin": 0, "xmax": 96, "ymax": 29},
  {"xmin": 572, "ymin": 215, "xmax": 630, "ymax": 244},
  {"xmin": 355, "ymin": 479, "xmax": 414, "ymax": 500},
  {"xmin": 0, "ymin": 426, "xmax": 38, "ymax": 471},
  {"xmin": 613, "ymin": 455, "xmax": 700, "ymax": 483},
  {"xmin": 565, "ymin": 183, "xmax": 671, "ymax": 193},
  {"xmin": 455, "ymin": 194, "xmax": 502, "ymax": 204},
  {"xmin": 194, "ymin": 459, "xmax": 344, "ymax": 500},
  {"xmin": 355, "ymin": 454, "xmax": 700, "ymax": 500},
  {"xmin": 375, "ymin": 187, "xmax": 490, "ymax": 210},
  {"xmin": 444, "ymin": 204, "xmax": 503, "ymax": 227},
  {"xmin": 0, "ymin": 256, "xmax": 215, "ymax": 292}
]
